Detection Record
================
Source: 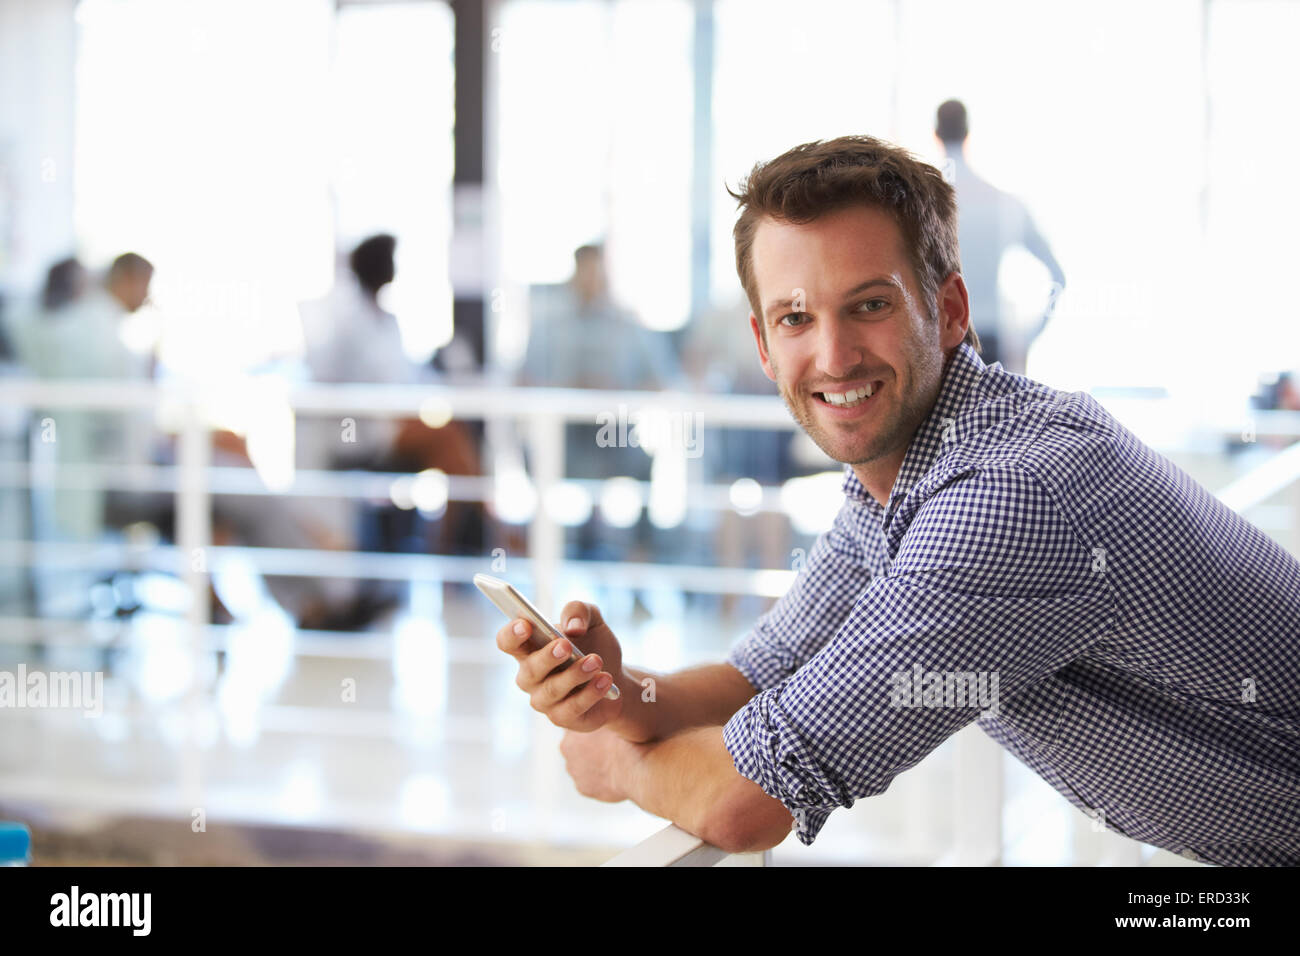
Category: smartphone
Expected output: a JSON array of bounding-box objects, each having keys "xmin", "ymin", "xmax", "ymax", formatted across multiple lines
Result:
[{"xmin": 473, "ymin": 573, "xmax": 620, "ymax": 701}]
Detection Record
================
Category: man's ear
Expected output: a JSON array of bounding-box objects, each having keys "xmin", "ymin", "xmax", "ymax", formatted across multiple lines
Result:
[
  {"xmin": 750, "ymin": 313, "xmax": 777, "ymax": 382},
  {"xmin": 937, "ymin": 272, "xmax": 970, "ymax": 352}
]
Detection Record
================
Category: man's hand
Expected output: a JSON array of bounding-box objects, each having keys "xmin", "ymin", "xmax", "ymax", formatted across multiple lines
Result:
[
  {"xmin": 559, "ymin": 726, "xmax": 646, "ymax": 803},
  {"xmin": 496, "ymin": 600, "xmax": 628, "ymax": 733}
]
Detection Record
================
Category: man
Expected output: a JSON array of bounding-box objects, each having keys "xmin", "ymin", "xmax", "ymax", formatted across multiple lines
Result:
[
  {"xmin": 935, "ymin": 99, "xmax": 1066, "ymax": 374},
  {"xmin": 495, "ymin": 135, "xmax": 1300, "ymax": 865}
]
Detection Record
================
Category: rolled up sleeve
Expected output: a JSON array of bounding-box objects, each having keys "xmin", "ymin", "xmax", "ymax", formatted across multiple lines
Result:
[
  {"xmin": 724, "ymin": 465, "xmax": 1115, "ymax": 846},
  {"xmin": 727, "ymin": 495, "xmax": 888, "ymax": 693}
]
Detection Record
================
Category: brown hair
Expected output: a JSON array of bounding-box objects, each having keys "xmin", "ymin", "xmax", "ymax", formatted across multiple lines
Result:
[{"xmin": 728, "ymin": 135, "xmax": 979, "ymax": 354}]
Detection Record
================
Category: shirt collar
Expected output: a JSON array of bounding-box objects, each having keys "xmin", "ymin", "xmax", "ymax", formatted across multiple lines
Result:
[{"xmin": 840, "ymin": 341, "xmax": 988, "ymax": 521}]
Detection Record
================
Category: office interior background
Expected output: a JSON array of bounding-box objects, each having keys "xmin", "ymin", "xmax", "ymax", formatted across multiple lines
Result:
[{"xmin": 0, "ymin": 0, "xmax": 1297, "ymax": 866}]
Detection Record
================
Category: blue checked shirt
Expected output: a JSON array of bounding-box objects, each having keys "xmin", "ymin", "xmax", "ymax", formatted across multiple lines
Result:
[{"xmin": 723, "ymin": 341, "xmax": 1300, "ymax": 865}]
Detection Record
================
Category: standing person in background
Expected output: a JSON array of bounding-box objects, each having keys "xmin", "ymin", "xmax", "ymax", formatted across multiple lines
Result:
[{"xmin": 935, "ymin": 99, "xmax": 1066, "ymax": 374}]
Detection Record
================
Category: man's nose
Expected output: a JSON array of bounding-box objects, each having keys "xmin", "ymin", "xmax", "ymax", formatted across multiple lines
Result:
[{"xmin": 814, "ymin": 317, "xmax": 862, "ymax": 379}]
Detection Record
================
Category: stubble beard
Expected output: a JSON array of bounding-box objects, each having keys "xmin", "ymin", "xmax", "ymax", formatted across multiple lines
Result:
[{"xmin": 772, "ymin": 335, "xmax": 945, "ymax": 467}]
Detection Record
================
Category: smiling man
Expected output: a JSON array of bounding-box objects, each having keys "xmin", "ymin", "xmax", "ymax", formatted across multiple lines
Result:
[
  {"xmin": 746, "ymin": 200, "xmax": 956, "ymax": 504},
  {"xmin": 498, "ymin": 135, "xmax": 1300, "ymax": 864}
]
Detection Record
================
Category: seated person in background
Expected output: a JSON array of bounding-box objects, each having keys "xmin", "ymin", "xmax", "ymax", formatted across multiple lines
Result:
[
  {"xmin": 683, "ymin": 295, "xmax": 800, "ymax": 601},
  {"xmin": 1237, "ymin": 369, "xmax": 1300, "ymax": 453},
  {"xmin": 1282, "ymin": 373, "xmax": 1300, "ymax": 412},
  {"xmin": 38, "ymin": 257, "xmax": 90, "ymax": 314},
  {"xmin": 298, "ymin": 233, "xmax": 479, "ymax": 525},
  {"xmin": 14, "ymin": 253, "xmax": 157, "ymax": 542},
  {"xmin": 234, "ymin": 234, "xmax": 479, "ymax": 629},
  {"xmin": 518, "ymin": 243, "xmax": 681, "ymax": 395},
  {"xmin": 517, "ymin": 243, "xmax": 683, "ymax": 559},
  {"xmin": 14, "ymin": 254, "xmax": 287, "ymax": 624}
]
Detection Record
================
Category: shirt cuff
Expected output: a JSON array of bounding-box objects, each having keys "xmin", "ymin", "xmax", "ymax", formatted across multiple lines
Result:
[
  {"xmin": 727, "ymin": 629, "xmax": 797, "ymax": 694},
  {"xmin": 726, "ymin": 642, "xmax": 766, "ymax": 695},
  {"xmin": 723, "ymin": 687, "xmax": 852, "ymax": 846}
]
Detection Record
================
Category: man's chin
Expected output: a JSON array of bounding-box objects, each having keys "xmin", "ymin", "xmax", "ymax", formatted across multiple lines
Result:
[
  {"xmin": 832, "ymin": 446, "xmax": 886, "ymax": 466},
  {"xmin": 804, "ymin": 431, "xmax": 886, "ymax": 466}
]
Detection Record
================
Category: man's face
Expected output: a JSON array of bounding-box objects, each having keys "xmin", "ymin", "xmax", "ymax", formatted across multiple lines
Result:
[
  {"xmin": 573, "ymin": 253, "xmax": 606, "ymax": 303},
  {"xmin": 748, "ymin": 204, "xmax": 960, "ymax": 470},
  {"xmin": 112, "ymin": 270, "xmax": 152, "ymax": 313}
]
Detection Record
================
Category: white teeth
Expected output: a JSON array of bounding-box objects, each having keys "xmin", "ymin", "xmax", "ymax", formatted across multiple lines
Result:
[{"xmin": 822, "ymin": 383, "xmax": 876, "ymax": 406}]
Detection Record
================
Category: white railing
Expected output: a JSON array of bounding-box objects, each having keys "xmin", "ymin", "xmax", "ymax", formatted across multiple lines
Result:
[
  {"xmin": 0, "ymin": 376, "xmax": 798, "ymax": 610},
  {"xmin": 602, "ymin": 823, "xmax": 769, "ymax": 867}
]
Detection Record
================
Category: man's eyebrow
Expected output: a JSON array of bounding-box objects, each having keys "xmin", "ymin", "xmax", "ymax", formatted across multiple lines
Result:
[
  {"xmin": 763, "ymin": 277, "xmax": 902, "ymax": 319},
  {"xmin": 842, "ymin": 277, "xmax": 901, "ymax": 298}
]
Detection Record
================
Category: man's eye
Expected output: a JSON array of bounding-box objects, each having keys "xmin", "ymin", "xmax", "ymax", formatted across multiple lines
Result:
[
  {"xmin": 857, "ymin": 299, "xmax": 888, "ymax": 313},
  {"xmin": 780, "ymin": 312, "xmax": 811, "ymax": 327}
]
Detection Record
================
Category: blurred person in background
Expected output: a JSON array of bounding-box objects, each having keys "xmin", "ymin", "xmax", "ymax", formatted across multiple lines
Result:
[
  {"xmin": 18, "ymin": 253, "xmax": 149, "ymax": 379},
  {"xmin": 300, "ymin": 233, "xmax": 481, "ymax": 546},
  {"xmin": 0, "ymin": 258, "xmax": 92, "ymax": 622},
  {"xmin": 217, "ymin": 233, "xmax": 480, "ymax": 631},
  {"xmin": 39, "ymin": 256, "xmax": 89, "ymax": 313},
  {"xmin": 1240, "ymin": 368, "xmax": 1300, "ymax": 452},
  {"xmin": 518, "ymin": 243, "xmax": 683, "ymax": 562},
  {"xmin": 14, "ymin": 253, "xmax": 157, "ymax": 543},
  {"xmin": 935, "ymin": 99, "xmax": 1065, "ymax": 374},
  {"xmin": 1257, "ymin": 371, "xmax": 1300, "ymax": 413},
  {"xmin": 1283, "ymin": 374, "xmax": 1300, "ymax": 411},
  {"xmin": 683, "ymin": 295, "xmax": 800, "ymax": 607},
  {"xmin": 518, "ymin": 243, "xmax": 681, "ymax": 394}
]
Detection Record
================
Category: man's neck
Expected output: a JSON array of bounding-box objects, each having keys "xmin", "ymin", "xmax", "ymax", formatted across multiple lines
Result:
[
  {"xmin": 851, "ymin": 347, "xmax": 959, "ymax": 507},
  {"xmin": 851, "ymin": 446, "xmax": 909, "ymax": 509}
]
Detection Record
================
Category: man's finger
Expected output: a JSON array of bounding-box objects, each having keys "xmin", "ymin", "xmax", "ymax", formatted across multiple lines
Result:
[
  {"xmin": 517, "ymin": 637, "xmax": 578, "ymax": 691},
  {"xmin": 558, "ymin": 600, "xmax": 605, "ymax": 636},
  {"xmin": 555, "ymin": 671, "xmax": 616, "ymax": 724},
  {"xmin": 531, "ymin": 652, "xmax": 603, "ymax": 711},
  {"xmin": 496, "ymin": 619, "xmax": 534, "ymax": 660}
]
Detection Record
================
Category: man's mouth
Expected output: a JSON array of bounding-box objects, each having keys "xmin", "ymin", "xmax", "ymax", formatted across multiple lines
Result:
[{"xmin": 813, "ymin": 381, "xmax": 883, "ymax": 410}]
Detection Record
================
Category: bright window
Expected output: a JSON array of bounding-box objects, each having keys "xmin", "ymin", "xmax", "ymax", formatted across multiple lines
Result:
[{"xmin": 74, "ymin": 0, "xmax": 454, "ymax": 378}]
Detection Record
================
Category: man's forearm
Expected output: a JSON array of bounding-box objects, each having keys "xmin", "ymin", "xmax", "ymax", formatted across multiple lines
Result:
[
  {"xmin": 609, "ymin": 662, "xmax": 757, "ymax": 743},
  {"xmin": 618, "ymin": 725, "xmax": 747, "ymax": 849}
]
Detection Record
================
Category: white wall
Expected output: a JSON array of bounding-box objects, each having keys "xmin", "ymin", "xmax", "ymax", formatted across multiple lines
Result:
[{"xmin": 0, "ymin": 0, "xmax": 78, "ymax": 305}]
